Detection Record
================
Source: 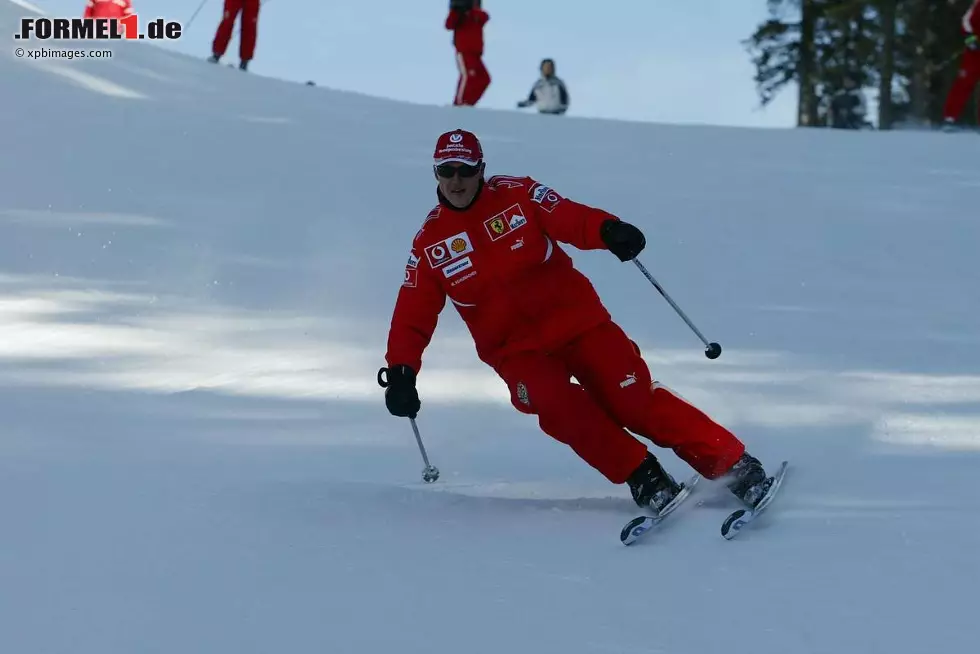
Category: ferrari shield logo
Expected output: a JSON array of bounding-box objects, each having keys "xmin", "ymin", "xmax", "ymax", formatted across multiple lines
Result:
[{"xmin": 490, "ymin": 218, "xmax": 505, "ymax": 235}]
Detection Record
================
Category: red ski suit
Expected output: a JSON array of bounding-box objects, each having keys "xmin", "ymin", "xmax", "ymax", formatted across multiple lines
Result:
[
  {"xmin": 83, "ymin": 0, "xmax": 132, "ymax": 19},
  {"xmin": 944, "ymin": 0, "xmax": 980, "ymax": 122},
  {"xmin": 212, "ymin": 0, "xmax": 261, "ymax": 63},
  {"xmin": 385, "ymin": 176, "xmax": 745, "ymax": 484},
  {"xmin": 446, "ymin": 8, "xmax": 491, "ymax": 106}
]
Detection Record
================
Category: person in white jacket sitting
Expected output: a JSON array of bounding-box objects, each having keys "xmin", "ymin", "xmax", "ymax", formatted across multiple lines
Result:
[{"xmin": 517, "ymin": 58, "xmax": 569, "ymax": 115}]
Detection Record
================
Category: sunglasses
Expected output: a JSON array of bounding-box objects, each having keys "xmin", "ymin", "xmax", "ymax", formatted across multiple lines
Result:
[{"xmin": 435, "ymin": 162, "xmax": 482, "ymax": 178}]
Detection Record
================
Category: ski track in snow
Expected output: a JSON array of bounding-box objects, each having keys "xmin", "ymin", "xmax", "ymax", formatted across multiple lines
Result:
[{"xmin": 2, "ymin": 2, "xmax": 979, "ymax": 652}]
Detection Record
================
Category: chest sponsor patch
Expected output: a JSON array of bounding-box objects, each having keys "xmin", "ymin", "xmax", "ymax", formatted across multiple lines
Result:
[
  {"xmin": 484, "ymin": 204, "xmax": 528, "ymax": 241},
  {"xmin": 530, "ymin": 184, "xmax": 562, "ymax": 213},
  {"xmin": 424, "ymin": 231, "xmax": 474, "ymax": 268},
  {"xmin": 442, "ymin": 256, "xmax": 473, "ymax": 278},
  {"xmin": 403, "ymin": 267, "xmax": 418, "ymax": 288}
]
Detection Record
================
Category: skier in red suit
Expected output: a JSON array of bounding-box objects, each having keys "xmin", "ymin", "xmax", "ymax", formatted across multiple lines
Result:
[
  {"xmin": 446, "ymin": 0, "xmax": 491, "ymax": 106},
  {"xmin": 83, "ymin": 0, "xmax": 132, "ymax": 19},
  {"xmin": 943, "ymin": 0, "xmax": 980, "ymax": 127},
  {"xmin": 380, "ymin": 129, "xmax": 776, "ymax": 514},
  {"xmin": 208, "ymin": 0, "xmax": 261, "ymax": 71}
]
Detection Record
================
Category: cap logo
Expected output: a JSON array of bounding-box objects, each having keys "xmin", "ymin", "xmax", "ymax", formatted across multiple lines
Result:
[{"xmin": 449, "ymin": 133, "xmax": 463, "ymax": 143}]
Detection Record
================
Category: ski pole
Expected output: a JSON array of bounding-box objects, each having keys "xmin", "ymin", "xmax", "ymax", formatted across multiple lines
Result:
[
  {"xmin": 185, "ymin": 0, "xmax": 210, "ymax": 30},
  {"xmin": 632, "ymin": 258, "xmax": 722, "ymax": 359},
  {"xmin": 409, "ymin": 417, "xmax": 440, "ymax": 483},
  {"xmin": 377, "ymin": 367, "xmax": 440, "ymax": 482}
]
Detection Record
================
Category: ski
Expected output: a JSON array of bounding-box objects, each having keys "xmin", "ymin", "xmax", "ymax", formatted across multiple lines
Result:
[
  {"xmin": 720, "ymin": 460, "xmax": 789, "ymax": 540},
  {"xmin": 620, "ymin": 473, "xmax": 701, "ymax": 546}
]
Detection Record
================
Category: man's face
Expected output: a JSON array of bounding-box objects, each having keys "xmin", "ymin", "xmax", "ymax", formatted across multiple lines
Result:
[
  {"xmin": 541, "ymin": 61, "xmax": 554, "ymax": 77},
  {"xmin": 435, "ymin": 162, "xmax": 483, "ymax": 208}
]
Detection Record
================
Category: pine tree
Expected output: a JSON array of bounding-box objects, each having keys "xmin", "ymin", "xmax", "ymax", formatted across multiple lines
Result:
[
  {"xmin": 877, "ymin": 0, "xmax": 897, "ymax": 129},
  {"xmin": 745, "ymin": 0, "xmax": 978, "ymax": 129},
  {"xmin": 744, "ymin": 0, "xmax": 820, "ymax": 126}
]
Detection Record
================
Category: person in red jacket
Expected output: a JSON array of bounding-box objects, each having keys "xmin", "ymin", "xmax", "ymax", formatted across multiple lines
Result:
[
  {"xmin": 83, "ymin": 0, "xmax": 132, "ymax": 19},
  {"xmin": 380, "ymin": 128, "xmax": 776, "ymax": 515},
  {"xmin": 943, "ymin": 0, "xmax": 980, "ymax": 127},
  {"xmin": 208, "ymin": 0, "xmax": 261, "ymax": 71},
  {"xmin": 446, "ymin": 0, "xmax": 491, "ymax": 106}
]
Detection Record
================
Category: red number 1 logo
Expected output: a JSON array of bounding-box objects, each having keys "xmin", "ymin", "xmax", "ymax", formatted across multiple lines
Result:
[{"xmin": 120, "ymin": 13, "xmax": 138, "ymax": 39}]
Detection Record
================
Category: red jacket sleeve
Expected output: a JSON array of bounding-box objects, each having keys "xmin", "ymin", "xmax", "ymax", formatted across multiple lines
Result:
[
  {"xmin": 469, "ymin": 9, "xmax": 489, "ymax": 26},
  {"xmin": 84, "ymin": 1, "xmax": 93, "ymax": 18},
  {"xmin": 526, "ymin": 180, "xmax": 617, "ymax": 251},
  {"xmin": 385, "ymin": 240, "xmax": 447, "ymax": 373},
  {"xmin": 445, "ymin": 10, "xmax": 460, "ymax": 30}
]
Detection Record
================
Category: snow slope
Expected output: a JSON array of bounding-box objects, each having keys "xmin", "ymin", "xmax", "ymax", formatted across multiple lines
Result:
[{"xmin": 3, "ymin": 3, "xmax": 980, "ymax": 652}]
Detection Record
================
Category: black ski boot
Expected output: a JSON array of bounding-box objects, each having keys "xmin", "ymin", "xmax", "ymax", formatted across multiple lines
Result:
[
  {"xmin": 725, "ymin": 452, "xmax": 772, "ymax": 509},
  {"xmin": 627, "ymin": 453, "xmax": 682, "ymax": 514}
]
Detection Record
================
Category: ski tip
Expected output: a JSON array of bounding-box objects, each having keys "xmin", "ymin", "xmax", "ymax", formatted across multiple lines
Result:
[
  {"xmin": 721, "ymin": 508, "xmax": 751, "ymax": 540},
  {"xmin": 620, "ymin": 515, "xmax": 654, "ymax": 546}
]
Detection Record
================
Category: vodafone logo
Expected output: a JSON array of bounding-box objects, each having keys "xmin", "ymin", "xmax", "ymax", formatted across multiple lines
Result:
[
  {"xmin": 450, "ymin": 133, "xmax": 463, "ymax": 143},
  {"xmin": 430, "ymin": 245, "xmax": 447, "ymax": 262},
  {"xmin": 424, "ymin": 231, "xmax": 474, "ymax": 268}
]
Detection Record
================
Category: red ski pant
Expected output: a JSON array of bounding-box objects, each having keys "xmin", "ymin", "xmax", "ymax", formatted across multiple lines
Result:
[
  {"xmin": 943, "ymin": 48, "xmax": 980, "ymax": 121},
  {"xmin": 495, "ymin": 321, "xmax": 745, "ymax": 484},
  {"xmin": 212, "ymin": 0, "xmax": 260, "ymax": 62},
  {"xmin": 454, "ymin": 52, "xmax": 490, "ymax": 106}
]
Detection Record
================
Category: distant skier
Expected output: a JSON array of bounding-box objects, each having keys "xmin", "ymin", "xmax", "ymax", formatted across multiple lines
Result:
[
  {"xmin": 446, "ymin": 0, "xmax": 491, "ymax": 106},
  {"xmin": 823, "ymin": 76, "xmax": 869, "ymax": 129},
  {"xmin": 208, "ymin": 0, "xmax": 261, "ymax": 71},
  {"xmin": 380, "ymin": 128, "xmax": 777, "ymax": 515},
  {"xmin": 517, "ymin": 58, "xmax": 569, "ymax": 115},
  {"xmin": 942, "ymin": 0, "xmax": 980, "ymax": 128},
  {"xmin": 83, "ymin": 0, "xmax": 133, "ymax": 19}
]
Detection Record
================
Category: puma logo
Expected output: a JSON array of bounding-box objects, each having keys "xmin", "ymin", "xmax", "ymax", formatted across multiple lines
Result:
[{"xmin": 620, "ymin": 373, "xmax": 637, "ymax": 388}]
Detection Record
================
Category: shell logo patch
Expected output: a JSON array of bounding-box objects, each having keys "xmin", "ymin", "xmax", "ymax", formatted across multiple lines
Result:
[{"xmin": 424, "ymin": 231, "xmax": 473, "ymax": 268}]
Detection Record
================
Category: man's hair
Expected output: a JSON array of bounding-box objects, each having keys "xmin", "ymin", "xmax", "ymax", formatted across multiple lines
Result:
[{"xmin": 450, "ymin": 0, "xmax": 474, "ymax": 11}]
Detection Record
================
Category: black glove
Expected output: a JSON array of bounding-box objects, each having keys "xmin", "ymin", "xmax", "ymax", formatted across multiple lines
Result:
[
  {"xmin": 600, "ymin": 219, "xmax": 645, "ymax": 262},
  {"xmin": 378, "ymin": 364, "xmax": 421, "ymax": 418}
]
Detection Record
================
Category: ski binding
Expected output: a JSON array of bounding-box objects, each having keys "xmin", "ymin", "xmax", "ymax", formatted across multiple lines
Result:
[
  {"xmin": 620, "ymin": 473, "xmax": 701, "ymax": 545},
  {"xmin": 720, "ymin": 460, "xmax": 788, "ymax": 540}
]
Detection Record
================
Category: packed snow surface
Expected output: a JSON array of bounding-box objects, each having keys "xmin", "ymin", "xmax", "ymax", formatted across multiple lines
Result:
[{"xmin": 2, "ymin": 2, "xmax": 979, "ymax": 652}]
